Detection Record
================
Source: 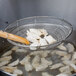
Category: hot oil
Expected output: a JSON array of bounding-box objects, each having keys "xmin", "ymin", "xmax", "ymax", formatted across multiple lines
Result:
[{"xmin": 0, "ymin": 41, "xmax": 76, "ymax": 76}]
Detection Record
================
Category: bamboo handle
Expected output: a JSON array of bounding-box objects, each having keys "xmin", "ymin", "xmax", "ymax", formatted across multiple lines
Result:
[{"xmin": 0, "ymin": 31, "xmax": 30, "ymax": 45}]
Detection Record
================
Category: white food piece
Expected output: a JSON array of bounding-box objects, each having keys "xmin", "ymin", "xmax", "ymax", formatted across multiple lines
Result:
[
  {"xmin": 26, "ymin": 29, "xmax": 41, "ymax": 42},
  {"xmin": 13, "ymin": 69, "xmax": 23, "ymax": 75},
  {"xmin": 41, "ymin": 58, "xmax": 52, "ymax": 65},
  {"xmin": 2, "ymin": 50, "xmax": 12, "ymax": 57},
  {"xmin": 32, "ymin": 55, "xmax": 40, "ymax": 69},
  {"xmin": 0, "ymin": 56, "xmax": 12, "ymax": 62},
  {"xmin": 30, "ymin": 50, "xmax": 50, "ymax": 57},
  {"xmin": 56, "ymin": 73, "xmax": 69, "ymax": 76},
  {"xmin": 0, "ymin": 61, "xmax": 10, "ymax": 67},
  {"xmin": 1, "ymin": 66, "xmax": 17, "ymax": 73},
  {"xmin": 20, "ymin": 55, "xmax": 33, "ymax": 71},
  {"xmin": 40, "ymin": 46, "xmax": 46, "ymax": 49},
  {"xmin": 39, "ymin": 29, "xmax": 48, "ymax": 36},
  {"xmin": 62, "ymin": 60, "xmax": 76, "ymax": 72},
  {"xmin": 42, "ymin": 72, "xmax": 53, "ymax": 76},
  {"xmin": 72, "ymin": 52, "xmax": 76, "ymax": 60},
  {"xmin": 41, "ymin": 51, "xmax": 50, "ymax": 57},
  {"xmin": 62, "ymin": 60, "xmax": 72, "ymax": 65},
  {"xmin": 8, "ymin": 59, "xmax": 19, "ymax": 67},
  {"xmin": 12, "ymin": 74, "xmax": 17, "ymax": 76},
  {"xmin": 36, "ymin": 58, "xmax": 52, "ymax": 71},
  {"xmin": 66, "ymin": 43, "xmax": 74, "ymax": 53},
  {"xmin": 11, "ymin": 46, "xmax": 19, "ymax": 51},
  {"xmin": 51, "ymin": 50, "xmax": 57, "ymax": 55},
  {"xmin": 55, "ymin": 51, "xmax": 67, "ymax": 56},
  {"xmin": 29, "ymin": 29, "xmax": 42, "ymax": 36},
  {"xmin": 39, "ymin": 38, "xmax": 48, "ymax": 46},
  {"xmin": 61, "ymin": 54, "xmax": 71, "ymax": 61},
  {"xmin": 44, "ymin": 35, "xmax": 57, "ymax": 44},
  {"xmin": 20, "ymin": 55, "xmax": 30, "ymax": 65},
  {"xmin": 59, "ymin": 66, "xmax": 70, "ymax": 73},
  {"xmin": 24, "ymin": 63, "xmax": 33, "ymax": 72},
  {"xmin": 30, "ymin": 42, "xmax": 40, "ymax": 50},
  {"xmin": 26, "ymin": 35, "xmax": 38, "ymax": 43},
  {"xmin": 30, "ymin": 51, "xmax": 43, "ymax": 56},
  {"xmin": 50, "ymin": 63, "xmax": 64, "ymax": 69},
  {"xmin": 36, "ymin": 64, "xmax": 48, "ymax": 71},
  {"xmin": 15, "ymin": 48, "xmax": 27, "ymax": 53},
  {"xmin": 69, "ymin": 63, "xmax": 76, "ymax": 72},
  {"xmin": 57, "ymin": 43, "xmax": 67, "ymax": 51}
]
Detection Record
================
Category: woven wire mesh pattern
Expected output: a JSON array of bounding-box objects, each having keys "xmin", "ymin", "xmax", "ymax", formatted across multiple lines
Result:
[{"xmin": 5, "ymin": 16, "xmax": 73, "ymax": 50}]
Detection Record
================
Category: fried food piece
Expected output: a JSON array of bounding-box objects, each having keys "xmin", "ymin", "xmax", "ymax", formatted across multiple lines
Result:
[
  {"xmin": 24, "ymin": 63, "xmax": 33, "ymax": 72},
  {"xmin": 0, "ymin": 61, "xmax": 10, "ymax": 67},
  {"xmin": 61, "ymin": 54, "xmax": 71, "ymax": 61},
  {"xmin": 30, "ymin": 51, "xmax": 50, "ymax": 57},
  {"xmin": 11, "ymin": 46, "xmax": 19, "ymax": 51},
  {"xmin": 66, "ymin": 43, "xmax": 74, "ymax": 53},
  {"xmin": 30, "ymin": 42, "xmax": 40, "ymax": 50},
  {"xmin": 56, "ymin": 73, "xmax": 69, "ymax": 76},
  {"xmin": 72, "ymin": 52, "xmax": 76, "ymax": 60},
  {"xmin": 20, "ymin": 55, "xmax": 33, "ymax": 71},
  {"xmin": 41, "ymin": 51, "xmax": 50, "ymax": 57},
  {"xmin": 1, "ymin": 66, "xmax": 17, "ymax": 73},
  {"xmin": 2, "ymin": 50, "xmax": 12, "ymax": 57},
  {"xmin": 32, "ymin": 55, "xmax": 40, "ymax": 69},
  {"xmin": 63, "ymin": 60, "xmax": 76, "ymax": 72},
  {"xmin": 36, "ymin": 58, "xmax": 52, "ymax": 71},
  {"xmin": 0, "ymin": 56, "xmax": 12, "ymax": 62},
  {"xmin": 13, "ymin": 69, "xmax": 23, "ymax": 75},
  {"xmin": 39, "ymin": 29, "xmax": 48, "ymax": 36},
  {"xmin": 41, "ymin": 58, "xmax": 52, "ymax": 66},
  {"xmin": 55, "ymin": 51, "xmax": 67, "ymax": 56},
  {"xmin": 59, "ymin": 66, "xmax": 71, "ymax": 73},
  {"xmin": 57, "ymin": 43, "xmax": 67, "ymax": 51},
  {"xmin": 42, "ymin": 72, "xmax": 53, "ymax": 76},
  {"xmin": 50, "ymin": 63, "xmax": 64, "ymax": 69},
  {"xmin": 20, "ymin": 55, "xmax": 30, "ymax": 65},
  {"xmin": 39, "ymin": 38, "xmax": 48, "ymax": 46},
  {"xmin": 8, "ymin": 59, "xmax": 19, "ymax": 67},
  {"xmin": 44, "ymin": 35, "xmax": 57, "ymax": 44},
  {"xmin": 15, "ymin": 48, "xmax": 27, "ymax": 53}
]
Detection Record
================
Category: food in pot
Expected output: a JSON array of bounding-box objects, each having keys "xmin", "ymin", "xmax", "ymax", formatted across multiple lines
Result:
[
  {"xmin": 15, "ymin": 48, "xmax": 27, "ymax": 53},
  {"xmin": 55, "ymin": 50, "xmax": 67, "ymax": 56},
  {"xmin": 20, "ymin": 55, "xmax": 33, "ymax": 72},
  {"xmin": 0, "ymin": 56, "xmax": 12, "ymax": 62},
  {"xmin": 42, "ymin": 72, "xmax": 53, "ymax": 76},
  {"xmin": 57, "ymin": 43, "xmax": 67, "ymax": 51},
  {"xmin": 11, "ymin": 46, "xmax": 19, "ymax": 51},
  {"xmin": 8, "ymin": 59, "xmax": 19, "ymax": 67},
  {"xmin": 30, "ymin": 50, "xmax": 50, "ymax": 57},
  {"xmin": 32, "ymin": 55, "xmax": 40, "ymax": 69},
  {"xmin": 36, "ymin": 58, "xmax": 52, "ymax": 71},
  {"xmin": 0, "ymin": 42, "xmax": 76, "ymax": 76},
  {"xmin": 26, "ymin": 29, "xmax": 57, "ymax": 50},
  {"xmin": 61, "ymin": 54, "xmax": 71, "ymax": 61},
  {"xmin": 59, "ymin": 66, "xmax": 71, "ymax": 73},
  {"xmin": 20, "ymin": 55, "xmax": 30, "ymax": 65},
  {"xmin": 0, "ymin": 66, "xmax": 17, "ymax": 73},
  {"xmin": 0, "ymin": 61, "xmax": 10, "ymax": 67},
  {"xmin": 56, "ymin": 73, "xmax": 69, "ymax": 76},
  {"xmin": 66, "ymin": 43, "xmax": 74, "ymax": 53},
  {"xmin": 2, "ymin": 50, "xmax": 12, "ymax": 57},
  {"xmin": 13, "ymin": 69, "xmax": 23, "ymax": 75},
  {"xmin": 72, "ymin": 52, "xmax": 76, "ymax": 60},
  {"xmin": 50, "ymin": 63, "xmax": 64, "ymax": 69}
]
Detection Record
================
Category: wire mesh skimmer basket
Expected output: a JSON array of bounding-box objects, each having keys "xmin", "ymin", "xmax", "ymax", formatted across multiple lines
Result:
[{"xmin": 5, "ymin": 16, "xmax": 73, "ymax": 50}]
